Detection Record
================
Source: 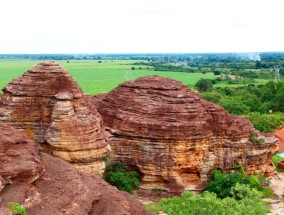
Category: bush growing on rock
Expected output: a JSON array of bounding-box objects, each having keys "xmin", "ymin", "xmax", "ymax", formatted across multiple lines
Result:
[
  {"xmin": 8, "ymin": 202, "xmax": 26, "ymax": 215},
  {"xmin": 103, "ymin": 161, "xmax": 140, "ymax": 193},
  {"xmin": 249, "ymin": 133, "xmax": 265, "ymax": 144},
  {"xmin": 205, "ymin": 167, "xmax": 263, "ymax": 199}
]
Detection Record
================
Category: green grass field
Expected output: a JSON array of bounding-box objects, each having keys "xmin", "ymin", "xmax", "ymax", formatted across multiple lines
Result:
[{"xmin": 0, "ymin": 60, "xmax": 215, "ymax": 95}]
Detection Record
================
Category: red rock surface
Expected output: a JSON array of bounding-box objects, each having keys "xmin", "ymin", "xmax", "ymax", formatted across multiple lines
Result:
[
  {"xmin": 274, "ymin": 128, "xmax": 284, "ymax": 151},
  {"xmin": 0, "ymin": 122, "xmax": 149, "ymax": 215},
  {"xmin": 93, "ymin": 76, "xmax": 279, "ymax": 192},
  {"xmin": 0, "ymin": 62, "xmax": 109, "ymax": 175},
  {"xmin": 0, "ymin": 123, "xmax": 43, "ymax": 186}
]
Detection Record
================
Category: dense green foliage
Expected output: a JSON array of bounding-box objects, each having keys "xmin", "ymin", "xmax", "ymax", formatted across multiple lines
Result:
[
  {"xmin": 230, "ymin": 183, "xmax": 261, "ymax": 200},
  {"xmin": 201, "ymin": 92, "xmax": 223, "ymax": 103},
  {"xmin": 212, "ymin": 81, "xmax": 284, "ymax": 114},
  {"xmin": 145, "ymin": 167, "xmax": 272, "ymax": 214},
  {"xmin": 158, "ymin": 190, "xmax": 269, "ymax": 215},
  {"xmin": 194, "ymin": 78, "xmax": 213, "ymax": 92},
  {"xmin": 246, "ymin": 112, "xmax": 284, "ymax": 133},
  {"xmin": 8, "ymin": 202, "xmax": 26, "ymax": 215},
  {"xmin": 103, "ymin": 161, "xmax": 140, "ymax": 193},
  {"xmin": 205, "ymin": 168, "xmax": 263, "ymax": 199},
  {"xmin": 201, "ymin": 80, "xmax": 284, "ymax": 132}
]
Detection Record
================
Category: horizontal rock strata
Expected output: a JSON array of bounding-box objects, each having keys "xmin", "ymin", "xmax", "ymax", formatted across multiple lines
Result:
[
  {"xmin": 0, "ymin": 122, "xmax": 148, "ymax": 215},
  {"xmin": 92, "ymin": 76, "xmax": 279, "ymax": 192},
  {"xmin": 0, "ymin": 62, "xmax": 109, "ymax": 175}
]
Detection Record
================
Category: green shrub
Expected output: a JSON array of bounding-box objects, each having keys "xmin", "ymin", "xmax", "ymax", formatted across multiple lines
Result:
[
  {"xmin": 159, "ymin": 191, "xmax": 269, "ymax": 215},
  {"xmin": 104, "ymin": 161, "xmax": 140, "ymax": 193},
  {"xmin": 230, "ymin": 183, "xmax": 261, "ymax": 200},
  {"xmin": 249, "ymin": 133, "xmax": 258, "ymax": 143},
  {"xmin": 8, "ymin": 202, "xmax": 26, "ymax": 215},
  {"xmin": 249, "ymin": 133, "xmax": 265, "ymax": 144},
  {"xmin": 206, "ymin": 170, "xmax": 243, "ymax": 199},
  {"xmin": 243, "ymin": 175, "xmax": 262, "ymax": 190},
  {"xmin": 220, "ymin": 98, "xmax": 250, "ymax": 115},
  {"xmin": 195, "ymin": 78, "xmax": 213, "ymax": 92},
  {"xmin": 257, "ymin": 138, "xmax": 265, "ymax": 144},
  {"xmin": 201, "ymin": 92, "xmax": 223, "ymax": 103},
  {"xmin": 206, "ymin": 168, "xmax": 262, "ymax": 199},
  {"xmin": 246, "ymin": 112, "xmax": 284, "ymax": 133}
]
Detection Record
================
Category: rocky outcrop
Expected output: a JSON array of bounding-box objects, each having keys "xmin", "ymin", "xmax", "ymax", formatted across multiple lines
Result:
[
  {"xmin": 0, "ymin": 122, "xmax": 148, "ymax": 215},
  {"xmin": 0, "ymin": 123, "xmax": 43, "ymax": 188},
  {"xmin": 0, "ymin": 62, "xmax": 109, "ymax": 175},
  {"xmin": 92, "ymin": 76, "xmax": 279, "ymax": 192}
]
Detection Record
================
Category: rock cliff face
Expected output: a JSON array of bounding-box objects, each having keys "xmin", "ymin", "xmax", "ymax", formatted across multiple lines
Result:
[
  {"xmin": 0, "ymin": 122, "xmax": 148, "ymax": 215},
  {"xmin": 0, "ymin": 62, "xmax": 108, "ymax": 175},
  {"xmin": 92, "ymin": 76, "xmax": 279, "ymax": 192}
]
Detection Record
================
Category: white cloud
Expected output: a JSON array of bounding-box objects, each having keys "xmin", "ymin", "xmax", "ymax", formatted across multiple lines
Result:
[{"xmin": 0, "ymin": 0, "xmax": 283, "ymax": 53}]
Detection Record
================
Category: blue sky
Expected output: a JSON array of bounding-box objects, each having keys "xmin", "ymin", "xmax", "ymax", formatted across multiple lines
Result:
[{"xmin": 0, "ymin": 0, "xmax": 283, "ymax": 53}]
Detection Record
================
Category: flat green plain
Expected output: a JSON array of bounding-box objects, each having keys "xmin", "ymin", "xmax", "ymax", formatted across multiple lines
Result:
[{"xmin": 0, "ymin": 60, "xmax": 215, "ymax": 95}]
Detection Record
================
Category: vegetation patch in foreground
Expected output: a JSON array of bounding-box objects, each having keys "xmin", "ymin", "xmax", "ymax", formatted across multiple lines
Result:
[
  {"xmin": 205, "ymin": 166, "xmax": 272, "ymax": 199},
  {"xmin": 8, "ymin": 202, "xmax": 26, "ymax": 215},
  {"xmin": 144, "ymin": 202, "xmax": 164, "ymax": 214},
  {"xmin": 246, "ymin": 112, "xmax": 284, "ymax": 133},
  {"xmin": 157, "ymin": 189, "xmax": 269, "ymax": 215},
  {"xmin": 145, "ymin": 167, "xmax": 272, "ymax": 214},
  {"xmin": 103, "ymin": 161, "xmax": 140, "ymax": 193}
]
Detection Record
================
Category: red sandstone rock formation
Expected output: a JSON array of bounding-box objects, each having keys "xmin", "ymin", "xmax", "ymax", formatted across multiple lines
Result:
[
  {"xmin": 0, "ymin": 62, "xmax": 109, "ymax": 175},
  {"xmin": 91, "ymin": 76, "xmax": 279, "ymax": 192},
  {"xmin": 0, "ymin": 123, "xmax": 43, "ymax": 187},
  {"xmin": 0, "ymin": 122, "xmax": 148, "ymax": 215}
]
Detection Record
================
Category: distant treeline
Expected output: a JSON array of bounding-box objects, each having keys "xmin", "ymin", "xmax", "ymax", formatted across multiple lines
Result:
[
  {"xmin": 201, "ymin": 80, "xmax": 284, "ymax": 114},
  {"xmin": 2, "ymin": 52, "xmax": 284, "ymax": 63}
]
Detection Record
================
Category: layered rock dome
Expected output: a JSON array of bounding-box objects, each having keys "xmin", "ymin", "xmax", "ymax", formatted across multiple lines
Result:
[
  {"xmin": 0, "ymin": 62, "xmax": 109, "ymax": 175},
  {"xmin": 0, "ymin": 122, "xmax": 148, "ymax": 215},
  {"xmin": 92, "ymin": 76, "xmax": 279, "ymax": 192},
  {"xmin": 0, "ymin": 61, "xmax": 279, "ymax": 194}
]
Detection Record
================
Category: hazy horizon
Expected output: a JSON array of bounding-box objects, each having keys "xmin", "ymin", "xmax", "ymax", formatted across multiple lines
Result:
[
  {"xmin": 1, "ymin": 52, "xmax": 284, "ymax": 55},
  {"xmin": 1, "ymin": 0, "xmax": 283, "ymax": 54}
]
